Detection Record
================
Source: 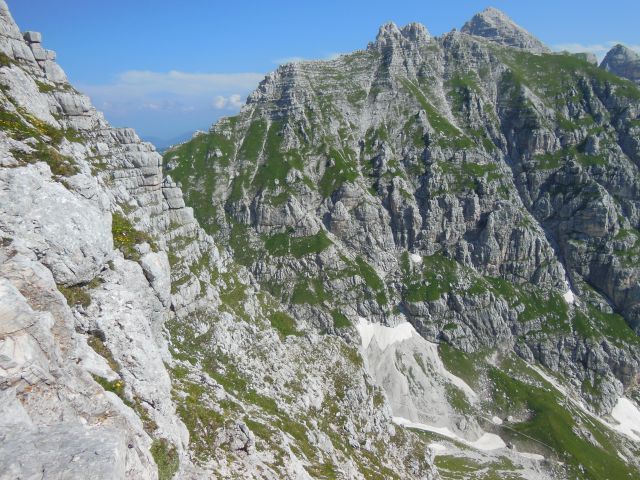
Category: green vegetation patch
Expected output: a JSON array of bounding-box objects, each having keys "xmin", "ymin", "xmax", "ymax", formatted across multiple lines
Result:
[
  {"xmin": 319, "ymin": 146, "xmax": 359, "ymax": 197},
  {"xmin": 434, "ymin": 161, "xmax": 501, "ymax": 194},
  {"xmin": 445, "ymin": 73, "xmax": 480, "ymax": 112},
  {"xmin": 174, "ymin": 380, "xmax": 225, "ymax": 461},
  {"xmin": 485, "ymin": 277, "xmax": 569, "ymax": 330},
  {"xmin": 0, "ymin": 51, "xmax": 14, "ymax": 67},
  {"xmin": 438, "ymin": 343, "xmax": 483, "ymax": 389},
  {"xmin": 87, "ymin": 335, "xmax": 119, "ymax": 372},
  {"xmin": 112, "ymin": 212, "xmax": 157, "ymax": 261},
  {"xmin": 150, "ymin": 439, "xmax": 179, "ymax": 480},
  {"xmin": 533, "ymin": 145, "xmax": 606, "ymax": 171},
  {"xmin": 402, "ymin": 253, "xmax": 459, "ymax": 303},
  {"xmin": 58, "ymin": 284, "xmax": 92, "ymax": 308},
  {"xmin": 0, "ymin": 106, "xmax": 81, "ymax": 176},
  {"xmin": 161, "ymin": 125, "xmax": 238, "ymax": 233},
  {"xmin": 269, "ymin": 311, "xmax": 302, "ymax": 337},
  {"xmin": 291, "ymin": 277, "xmax": 328, "ymax": 305},
  {"xmin": 35, "ymin": 80, "xmax": 56, "ymax": 94},
  {"xmin": 435, "ymin": 454, "xmax": 522, "ymax": 480},
  {"xmin": 331, "ymin": 309, "xmax": 351, "ymax": 328},
  {"xmin": 573, "ymin": 304, "xmax": 640, "ymax": 348},
  {"xmin": 400, "ymin": 77, "xmax": 473, "ymax": 149},
  {"xmin": 504, "ymin": 50, "xmax": 640, "ymax": 103},
  {"xmin": 92, "ymin": 374, "xmax": 125, "ymax": 398},
  {"xmin": 489, "ymin": 361, "xmax": 637, "ymax": 479},
  {"xmin": 265, "ymin": 230, "xmax": 332, "ymax": 258}
]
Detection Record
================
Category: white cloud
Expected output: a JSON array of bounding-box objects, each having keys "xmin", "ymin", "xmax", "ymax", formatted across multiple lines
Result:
[
  {"xmin": 552, "ymin": 41, "xmax": 640, "ymax": 61},
  {"xmin": 212, "ymin": 94, "xmax": 245, "ymax": 110},
  {"xmin": 81, "ymin": 70, "xmax": 263, "ymax": 98},
  {"xmin": 273, "ymin": 52, "xmax": 344, "ymax": 65},
  {"xmin": 78, "ymin": 70, "xmax": 264, "ymax": 114},
  {"xmin": 213, "ymin": 95, "xmax": 227, "ymax": 109},
  {"xmin": 228, "ymin": 94, "xmax": 243, "ymax": 108}
]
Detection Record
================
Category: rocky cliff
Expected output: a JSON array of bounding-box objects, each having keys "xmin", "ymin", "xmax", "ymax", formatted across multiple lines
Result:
[
  {"xmin": 3, "ymin": 1, "xmax": 640, "ymax": 479},
  {"xmin": 0, "ymin": 1, "xmax": 436, "ymax": 479},
  {"xmin": 166, "ymin": 7, "xmax": 640, "ymax": 480}
]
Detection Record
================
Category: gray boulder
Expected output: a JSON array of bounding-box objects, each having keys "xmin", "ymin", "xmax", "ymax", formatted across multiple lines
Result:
[{"xmin": 22, "ymin": 31, "xmax": 41, "ymax": 43}]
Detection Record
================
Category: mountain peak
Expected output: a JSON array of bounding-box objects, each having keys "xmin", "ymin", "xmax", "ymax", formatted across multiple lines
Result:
[
  {"xmin": 373, "ymin": 21, "xmax": 431, "ymax": 50},
  {"xmin": 461, "ymin": 7, "xmax": 550, "ymax": 53},
  {"xmin": 601, "ymin": 44, "xmax": 640, "ymax": 84}
]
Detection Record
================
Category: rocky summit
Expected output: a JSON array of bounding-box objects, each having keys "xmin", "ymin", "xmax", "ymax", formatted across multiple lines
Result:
[
  {"xmin": 601, "ymin": 44, "xmax": 640, "ymax": 85},
  {"xmin": 2, "ymin": 1, "xmax": 640, "ymax": 479}
]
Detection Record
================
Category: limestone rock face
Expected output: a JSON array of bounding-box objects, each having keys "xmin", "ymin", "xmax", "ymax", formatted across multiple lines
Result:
[
  {"xmin": 601, "ymin": 44, "xmax": 640, "ymax": 84},
  {"xmin": 3, "ymin": 0, "xmax": 640, "ymax": 478},
  {"xmin": 167, "ymin": 7, "xmax": 640, "ymax": 479},
  {"xmin": 0, "ymin": 1, "xmax": 438, "ymax": 478},
  {"xmin": 0, "ymin": 163, "xmax": 113, "ymax": 285},
  {"xmin": 461, "ymin": 7, "xmax": 550, "ymax": 53}
]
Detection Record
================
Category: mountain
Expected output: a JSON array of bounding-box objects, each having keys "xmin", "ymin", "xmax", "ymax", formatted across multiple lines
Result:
[
  {"xmin": 166, "ymin": 7, "xmax": 640, "ymax": 480},
  {"xmin": 601, "ymin": 44, "xmax": 640, "ymax": 84},
  {"xmin": 0, "ymin": 2, "xmax": 434, "ymax": 478},
  {"xmin": 460, "ymin": 7, "xmax": 550, "ymax": 53},
  {"xmin": 3, "ymin": 1, "xmax": 640, "ymax": 479}
]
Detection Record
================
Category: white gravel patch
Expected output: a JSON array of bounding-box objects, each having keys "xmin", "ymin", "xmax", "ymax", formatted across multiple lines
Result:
[
  {"xmin": 393, "ymin": 416, "xmax": 507, "ymax": 451},
  {"xmin": 610, "ymin": 398, "xmax": 640, "ymax": 441},
  {"xmin": 409, "ymin": 253, "xmax": 423, "ymax": 264},
  {"xmin": 429, "ymin": 443, "xmax": 448, "ymax": 453},
  {"xmin": 356, "ymin": 318, "xmax": 416, "ymax": 351},
  {"xmin": 563, "ymin": 289, "xmax": 576, "ymax": 304},
  {"xmin": 517, "ymin": 451, "xmax": 545, "ymax": 461}
]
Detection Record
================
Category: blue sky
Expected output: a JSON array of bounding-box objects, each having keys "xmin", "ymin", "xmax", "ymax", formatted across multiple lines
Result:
[{"xmin": 7, "ymin": 0, "xmax": 640, "ymax": 143}]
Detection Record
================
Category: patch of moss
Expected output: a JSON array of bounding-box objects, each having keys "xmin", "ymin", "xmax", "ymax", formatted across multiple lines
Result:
[
  {"xmin": 111, "ymin": 212, "xmax": 157, "ymax": 261},
  {"xmin": 269, "ymin": 311, "xmax": 302, "ymax": 337},
  {"xmin": 58, "ymin": 284, "xmax": 91, "ymax": 308},
  {"xmin": 331, "ymin": 309, "xmax": 351, "ymax": 328},
  {"xmin": 265, "ymin": 230, "xmax": 332, "ymax": 258},
  {"xmin": 150, "ymin": 439, "xmax": 179, "ymax": 480}
]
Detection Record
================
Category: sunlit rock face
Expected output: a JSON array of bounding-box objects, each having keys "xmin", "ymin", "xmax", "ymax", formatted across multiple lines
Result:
[{"xmin": 3, "ymin": 0, "xmax": 640, "ymax": 478}]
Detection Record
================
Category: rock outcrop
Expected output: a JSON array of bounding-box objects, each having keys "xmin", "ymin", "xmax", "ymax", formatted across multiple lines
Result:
[{"xmin": 601, "ymin": 43, "xmax": 640, "ymax": 84}]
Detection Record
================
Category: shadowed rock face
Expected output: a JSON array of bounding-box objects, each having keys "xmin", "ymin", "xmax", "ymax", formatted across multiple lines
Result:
[
  {"xmin": 461, "ymin": 7, "xmax": 550, "ymax": 53},
  {"xmin": 601, "ymin": 44, "xmax": 640, "ymax": 84}
]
